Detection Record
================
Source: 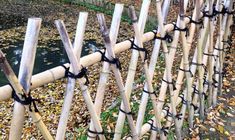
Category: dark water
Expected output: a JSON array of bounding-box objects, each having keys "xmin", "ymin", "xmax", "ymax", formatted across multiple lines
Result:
[{"xmin": 0, "ymin": 39, "xmax": 102, "ymax": 86}]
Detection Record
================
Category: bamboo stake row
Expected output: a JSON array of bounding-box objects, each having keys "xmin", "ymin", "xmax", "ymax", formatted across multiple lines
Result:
[
  {"xmin": 0, "ymin": 15, "xmax": 202, "ymax": 101},
  {"xmin": 0, "ymin": 0, "xmax": 233, "ymax": 139}
]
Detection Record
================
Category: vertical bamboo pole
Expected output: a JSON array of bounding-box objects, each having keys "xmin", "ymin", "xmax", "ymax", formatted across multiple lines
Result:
[
  {"xmin": 114, "ymin": 1, "xmax": 151, "ymax": 139},
  {"xmin": 56, "ymin": 12, "xmax": 88, "ymax": 140},
  {"xmin": 155, "ymin": 0, "xmax": 182, "ymax": 139},
  {"xmin": 129, "ymin": 6, "xmax": 165, "ymax": 140},
  {"xmin": 178, "ymin": 0, "xmax": 195, "ymax": 130},
  {"xmin": 135, "ymin": 0, "xmax": 171, "ymax": 137},
  {"xmin": 55, "ymin": 20, "xmax": 106, "ymax": 140},
  {"xmin": 0, "ymin": 49, "xmax": 53, "ymax": 140},
  {"xmin": 97, "ymin": 14, "xmax": 139, "ymax": 140},
  {"xmin": 88, "ymin": 4, "xmax": 123, "ymax": 139},
  {"xmin": 9, "ymin": 18, "xmax": 52, "ymax": 140},
  {"xmin": 212, "ymin": 0, "xmax": 233, "ymax": 106},
  {"xmin": 207, "ymin": 0, "xmax": 215, "ymax": 107}
]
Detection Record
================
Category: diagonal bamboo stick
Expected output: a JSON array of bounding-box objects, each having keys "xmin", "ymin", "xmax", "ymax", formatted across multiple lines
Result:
[
  {"xmin": 155, "ymin": 0, "xmax": 182, "ymax": 139},
  {"xmin": 55, "ymin": 20, "xmax": 106, "ymax": 140},
  {"xmin": 178, "ymin": 0, "xmax": 194, "ymax": 131},
  {"xmin": 0, "ymin": 50, "xmax": 53, "ymax": 140},
  {"xmin": 135, "ymin": 0, "xmax": 172, "ymax": 137},
  {"xmin": 129, "ymin": 6, "xmax": 164, "ymax": 140},
  {"xmin": 88, "ymin": 4, "xmax": 124, "ymax": 139},
  {"xmin": 114, "ymin": 1, "xmax": 151, "ymax": 139},
  {"xmin": 55, "ymin": 12, "xmax": 88, "ymax": 140},
  {"xmin": 212, "ymin": 0, "xmax": 233, "ymax": 106},
  {"xmin": 97, "ymin": 13, "xmax": 139, "ymax": 140},
  {"xmin": 8, "ymin": 18, "xmax": 53, "ymax": 140},
  {"xmin": 0, "ymin": 16, "xmax": 204, "ymax": 102}
]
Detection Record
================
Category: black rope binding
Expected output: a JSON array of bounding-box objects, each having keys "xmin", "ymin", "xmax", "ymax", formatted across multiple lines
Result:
[
  {"xmin": 143, "ymin": 89, "xmax": 157, "ymax": 96},
  {"xmin": 179, "ymin": 94, "xmax": 187, "ymax": 105},
  {"xmin": 164, "ymin": 106, "xmax": 182, "ymax": 120},
  {"xmin": 162, "ymin": 78, "xmax": 177, "ymax": 90},
  {"xmin": 203, "ymin": 52, "xmax": 219, "ymax": 60},
  {"xmin": 87, "ymin": 128, "xmax": 105, "ymax": 138},
  {"xmin": 61, "ymin": 64, "xmax": 89, "ymax": 85},
  {"xmin": 96, "ymin": 50, "xmax": 122, "ymax": 70},
  {"xmin": 128, "ymin": 38, "xmax": 149, "ymax": 61},
  {"xmin": 191, "ymin": 62, "xmax": 208, "ymax": 72},
  {"xmin": 152, "ymin": 30, "xmax": 173, "ymax": 43},
  {"xmin": 186, "ymin": 16, "xmax": 204, "ymax": 28},
  {"xmin": 9, "ymin": 84, "xmax": 40, "ymax": 112},
  {"xmin": 119, "ymin": 106, "xmax": 133, "ymax": 116},
  {"xmin": 179, "ymin": 67, "xmax": 194, "ymax": 77},
  {"xmin": 146, "ymin": 119, "xmax": 169, "ymax": 136},
  {"xmin": 172, "ymin": 22, "xmax": 189, "ymax": 37}
]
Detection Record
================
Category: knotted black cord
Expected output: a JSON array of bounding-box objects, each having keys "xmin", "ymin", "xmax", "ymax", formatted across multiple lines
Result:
[
  {"xmin": 146, "ymin": 119, "xmax": 169, "ymax": 136},
  {"xmin": 162, "ymin": 78, "xmax": 177, "ymax": 90},
  {"xmin": 172, "ymin": 22, "xmax": 189, "ymax": 37},
  {"xmin": 203, "ymin": 52, "xmax": 219, "ymax": 60},
  {"xmin": 179, "ymin": 94, "xmax": 187, "ymax": 105},
  {"xmin": 186, "ymin": 16, "xmax": 204, "ymax": 28},
  {"xmin": 9, "ymin": 84, "xmax": 40, "ymax": 112},
  {"xmin": 179, "ymin": 67, "xmax": 194, "ymax": 77},
  {"xmin": 128, "ymin": 38, "xmax": 149, "ymax": 61},
  {"xmin": 96, "ymin": 50, "xmax": 122, "ymax": 70},
  {"xmin": 61, "ymin": 64, "xmax": 89, "ymax": 85},
  {"xmin": 119, "ymin": 106, "xmax": 134, "ymax": 115},
  {"xmin": 164, "ymin": 105, "xmax": 182, "ymax": 120},
  {"xmin": 87, "ymin": 128, "xmax": 115, "ymax": 138},
  {"xmin": 191, "ymin": 62, "xmax": 208, "ymax": 73},
  {"xmin": 143, "ymin": 89, "xmax": 157, "ymax": 96},
  {"xmin": 151, "ymin": 29, "xmax": 173, "ymax": 43}
]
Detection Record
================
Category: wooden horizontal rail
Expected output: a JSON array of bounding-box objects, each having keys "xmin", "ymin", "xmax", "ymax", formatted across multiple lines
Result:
[{"xmin": 0, "ymin": 17, "xmax": 192, "ymax": 101}]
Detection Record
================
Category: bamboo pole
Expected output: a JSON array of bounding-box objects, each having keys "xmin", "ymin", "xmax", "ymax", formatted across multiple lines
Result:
[
  {"xmin": 129, "ymin": 6, "xmax": 164, "ymax": 140},
  {"xmin": 113, "ymin": 1, "xmax": 151, "ymax": 139},
  {"xmin": 135, "ymin": 0, "xmax": 172, "ymax": 137},
  {"xmin": 97, "ymin": 14, "xmax": 139, "ymax": 140},
  {"xmin": 178, "ymin": 0, "xmax": 194, "ymax": 131},
  {"xmin": 88, "ymin": 4, "xmax": 123, "ymax": 139},
  {"xmin": 212, "ymin": 0, "xmax": 233, "ymax": 106},
  {"xmin": 55, "ymin": 12, "xmax": 88, "ymax": 140},
  {"xmin": 155, "ymin": 0, "xmax": 182, "ymax": 139},
  {"xmin": 8, "ymin": 18, "xmax": 53, "ymax": 140},
  {"xmin": 207, "ymin": 0, "xmax": 215, "ymax": 107},
  {"xmin": 55, "ymin": 20, "xmax": 106, "ymax": 140},
  {"xmin": 0, "ymin": 18, "xmax": 198, "ymax": 101},
  {"xmin": 0, "ymin": 50, "xmax": 53, "ymax": 140}
]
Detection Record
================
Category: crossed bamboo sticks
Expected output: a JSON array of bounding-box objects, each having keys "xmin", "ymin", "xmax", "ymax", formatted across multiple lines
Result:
[{"xmin": 0, "ymin": 0, "xmax": 233, "ymax": 139}]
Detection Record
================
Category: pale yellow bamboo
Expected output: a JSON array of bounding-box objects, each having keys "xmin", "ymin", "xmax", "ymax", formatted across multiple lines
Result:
[
  {"xmin": 114, "ymin": 1, "xmax": 151, "ymax": 139},
  {"xmin": 56, "ymin": 12, "xmax": 88, "ymax": 140},
  {"xmin": 135, "ymin": 0, "xmax": 172, "ymax": 137},
  {"xmin": 129, "ymin": 6, "xmax": 164, "ymax": 140},
  {"xmin": 55, "ymin": 20, "xmax": 105, "ymax": 140},
  {"xmin": 8, "ymin": 18, "xmax": 53, "ymax": 140},
  {"xmin": 0, "ymin": 18, "xmax": 196, "ymax": 102},
  {"xmin": 88, "ymin": 4, "xmax": 123, "ymax": 139},
  {"xmin": 97, "ymin": 14, "xmax": 139, "ymax": 140},
  {"xmin": 0, "ymin": 51, "xmax": 53, "ymax": 140}
]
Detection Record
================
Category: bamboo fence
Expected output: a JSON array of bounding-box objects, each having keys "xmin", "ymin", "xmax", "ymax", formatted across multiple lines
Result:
[{"xmin": 0, "ymin": 0, "xmax": 234, "ymax": 139}]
